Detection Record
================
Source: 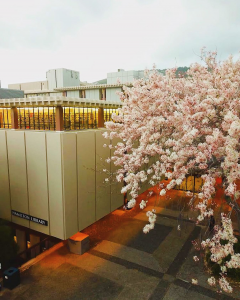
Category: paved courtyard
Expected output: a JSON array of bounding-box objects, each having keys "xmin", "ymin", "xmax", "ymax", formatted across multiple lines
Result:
[{"xmin": 1, "ymin": 189, "xmax": 240, "ymax": 300}]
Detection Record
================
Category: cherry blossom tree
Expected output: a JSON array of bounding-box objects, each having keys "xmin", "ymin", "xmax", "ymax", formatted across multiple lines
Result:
[{"xmin": 103, "ymin": 49, "xmax": 240, "ymax": 292}]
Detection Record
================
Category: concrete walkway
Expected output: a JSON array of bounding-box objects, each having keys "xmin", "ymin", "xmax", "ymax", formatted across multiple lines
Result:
[{"xmin": 1, "ymin": 196, "xmax": 240, "ymax": 299}]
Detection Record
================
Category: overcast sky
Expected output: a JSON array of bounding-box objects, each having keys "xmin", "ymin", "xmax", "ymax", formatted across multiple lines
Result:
[{"xmin": 0, "ymin": 0, "xmax": 240, "ymax": 87}]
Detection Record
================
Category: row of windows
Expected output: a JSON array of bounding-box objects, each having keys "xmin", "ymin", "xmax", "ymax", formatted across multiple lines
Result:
[
  {"xmin": 0, "ymin": 107, "xmax": 118, "ymax": 131},
  {"xmin": 176, "ymin": 176, "xmax": 203, "ymax": 192},
  {"xmin": 63, "ymin": 107, "xmax": 98, "ymax": 130},
  {"xmin": 104, "ymin": 109, "xmax": 119, "ymax": 122},
  {"xmin": 18, "ymin": 107, "xmax": 56, "ymax": 130},
  {"xmin": 25, "ymin": 89, "xmax": 108, "ymax": 100},
  {"xmin": 0, "ymin": 108, "xmax": 11, "ymax": 128}
]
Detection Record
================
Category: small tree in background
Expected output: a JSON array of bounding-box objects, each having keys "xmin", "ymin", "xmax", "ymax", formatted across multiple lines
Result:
[{"xmin": 104, "ymin": 48, "xmax": 240, "ymax": 292}]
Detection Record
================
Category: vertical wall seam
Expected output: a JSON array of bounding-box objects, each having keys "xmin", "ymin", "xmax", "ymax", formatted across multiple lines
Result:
[
  {"xmin": 5, "ymin": 130, "xmax": 12, "ymax": 221},
  {"xmin": 60, "ymin": 133, "xmax": 66, "ymax": 239},
  {"xmin": 76, "ymin": 132, "xmax": 79, "ymax": 231},
  {"xmin": 95, "ymin": 131, "xmax": 96, "ymax": 222},
  {"xmin": 45, "ymin": 132, "xmax": 51, "ymax": 236},
  {"xmin": 110, "ymin": 135, "xmax": 112, "ymax": 212},
  {"xmin": 24, "ymin": 131, "xmax": 30, "ymax": 228}
]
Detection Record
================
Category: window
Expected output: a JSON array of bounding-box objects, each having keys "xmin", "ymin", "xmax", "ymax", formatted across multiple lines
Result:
[
  {"xmin": 63, "ymin": 107, "xmax": 98, "ymax": 130},
  {"xmin": 17, "ymin": 107, "xmax": 56, "ymax": 130},
  {"xmin": 104, "ymin": 108, "xmax": 118, "ymax": 123},
  {"xmin": 0, "ymin": 108, "xmax": 11, "ymax": 128}
]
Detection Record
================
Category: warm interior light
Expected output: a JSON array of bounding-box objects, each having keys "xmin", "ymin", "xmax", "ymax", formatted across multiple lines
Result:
[
  {"xmin": 14, "ymin": 236, "xmax": 17, "ymax": 243},
  {"xmin": 27, "ymin": 241, "xmax": 31, "ymax": 249}
]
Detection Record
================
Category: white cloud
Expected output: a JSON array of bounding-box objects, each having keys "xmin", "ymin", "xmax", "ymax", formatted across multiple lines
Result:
[{"xmin": 0, "ymin": 0, "xmax": 240, "ymax": 87}]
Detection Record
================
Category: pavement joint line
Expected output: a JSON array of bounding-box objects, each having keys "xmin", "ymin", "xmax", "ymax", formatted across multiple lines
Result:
[
  {"xmin": 157, "ymin": 213, "xmax": 195, "ymax": 223},
  {"xmin": 174, "ymin": 278, "xmax": 236, "ymax": 300},
  {"xmin": 89, "ymin": 249, "xmax": 164, "ymax": 279},
  {"xmin": 149, "ymin": 279, "xmax": 171, "ymax": 300},
  {"xmin": 94, "ymin": 240, "xmax": 160, "ymax": 272},
  {"xmin": 135, "ymin": 210, "xmax": 196, "ymax": 224},
  {"xmin": 166, "ymin": 225, "xmax": 201, "ymax": 276}
]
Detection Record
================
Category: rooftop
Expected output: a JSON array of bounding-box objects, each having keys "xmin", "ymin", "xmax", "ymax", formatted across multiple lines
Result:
[{"xmin": 0, "ymin": 96, "xmax": 122, "ymax": 108}]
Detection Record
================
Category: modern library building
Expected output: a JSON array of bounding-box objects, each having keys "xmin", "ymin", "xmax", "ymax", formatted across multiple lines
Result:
[{"xmin": 0, "ymin": 68, "xmax": 141, "ymax": 255}]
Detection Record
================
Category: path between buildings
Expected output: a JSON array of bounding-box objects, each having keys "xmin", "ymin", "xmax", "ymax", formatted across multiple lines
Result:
[{"xmin": 0, "ymin": 199, "xmax": 239, "ymax": 299}]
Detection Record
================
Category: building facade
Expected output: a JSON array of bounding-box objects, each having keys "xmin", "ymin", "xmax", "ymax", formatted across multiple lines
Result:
[
  {"xmin": 8, "ymin": 67, "xmax": 145, "ymax": 102},
  {"xmin": 0, "ymin": 68, "xmax": 150, "ymax": 256}
]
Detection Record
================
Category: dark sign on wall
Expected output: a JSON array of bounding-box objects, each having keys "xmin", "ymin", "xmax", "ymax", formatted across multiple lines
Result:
[{"xmin": 11, "ymin": 210, "xmax": 48, "ymax": 226}]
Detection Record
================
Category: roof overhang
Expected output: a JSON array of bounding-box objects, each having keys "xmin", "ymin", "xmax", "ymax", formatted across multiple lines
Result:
[
  {"xmin": 0, "ymin": 96, "xmax": 123, "ymax": 108},
  {"xmin": 54, "ymin": 83, "xmax": 132, "ymax": 91}
]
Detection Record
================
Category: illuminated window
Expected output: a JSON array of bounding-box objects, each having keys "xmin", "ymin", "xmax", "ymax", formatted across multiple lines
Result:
[
  {"xmin": 104, "ymin": 109, "xmax": 118, "ymax": 123},
  {"xmin": 0, "ymin": 108, "xmax": 11, "ymax": 128},
  {"xmin": 176, "ymin": 175, "xmax": 203, "ymax": 192},
  {"xmin": 63, "ymin": 107, "xmax": 98, "ymax": 130},
  {"xmin": 17, "ymin": 107, "xmax": 56, "ymax": 130}
]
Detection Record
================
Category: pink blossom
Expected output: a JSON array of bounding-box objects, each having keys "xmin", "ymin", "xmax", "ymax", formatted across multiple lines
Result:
[
  {"xmin": 193, "ymin": 256, "xmax": 199, "ymax": 262},
  {"xmin": 104, "ymin": 49, "xmax": 240, "ymax": 292},
  {"xmin": 192, "ymin": 279, "xmax": 198, "ymax": 285},
  {"xmin": 160, "ymin": 189, "xmax": 166, "ymax": 196},
  {"xmin": 207, "ymin": 277, "xmax": 216, "ymax": 286}
]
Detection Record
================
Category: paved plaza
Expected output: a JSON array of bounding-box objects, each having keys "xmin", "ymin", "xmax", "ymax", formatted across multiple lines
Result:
[{"xmin": 1, "ymin": 189, "xmax": 240, "ymax": 300}]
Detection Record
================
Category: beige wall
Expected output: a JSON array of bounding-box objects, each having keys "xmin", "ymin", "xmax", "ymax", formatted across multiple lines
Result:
[
  {"xmin": 46, "ymin": 132, "xmax": 65, "ymax": 239},
  {"xmin": 25, "ymin": 131, "xmax": 49, "ymax": 235},
  {"xmin": 96, "ymin": 130, "xmax": 111, "ymax": 220},
  {"xmin": 77, "ymin": 131, "xmax": 96, "ymax": 231},
  {"xmin": 0, "ymin": 129, "xmax": 124, "ymax": 240},
  {"xmin": 61, "ymin": 133, "xmax": 78, "ymax": 238},
  {"xmin": 110, "ymin": 137, "xmax": 123, "ymax": 211},
  {"xmin": 7, "ymin": 131, "xmax": 29, "ymax": 227},
  {"xmin": 0, "ymin": 130, "xmax": 11, "ymax": 221},
  {"xmin": 8, "ymin": 81, "xmax": 48, "ymax": 91}
]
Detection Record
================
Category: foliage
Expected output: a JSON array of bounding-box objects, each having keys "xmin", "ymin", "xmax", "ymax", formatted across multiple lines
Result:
[
  {"xmin": 104, "ymin": 48, "xmax": 240, "ymax": 292},
  {"xmin": 205, "ymin": 228, "xmax": 240, "ymax": 287},
  {"xmin": 105, "ymin": 48, "xmax": 240, "ymax": 220},
  {"xmin": 157, "ymin": 66, "xmax": 189, "ymax": 76}
]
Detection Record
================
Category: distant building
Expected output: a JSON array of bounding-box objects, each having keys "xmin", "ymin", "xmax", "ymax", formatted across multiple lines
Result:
[
  {"xmin": 8, "ymin": 68, "xmax": 146, "ymax": 102},
  {"xmin": 4, "ymin": 67, "xmax": 146, "ymax": 130},
  {"xmin": 0, "ymin": 87, "xmax": 24, "ymax": 99}
]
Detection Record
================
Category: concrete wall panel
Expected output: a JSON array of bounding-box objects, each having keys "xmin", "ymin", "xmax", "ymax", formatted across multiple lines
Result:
[
  {"xmin": 110, "ymin": 138, "xmax": 123, "ymax": 211},
  {"xmin": 7, "ymin": 131, "xmax": 29, "ymax": 227},
  {"xmin": 96, "ymin": 130, "xmax": 111, "ymax": 220},
  {"xmin": 106, "ymin": 88, "xmax": 121, "ymax": 101},
  {"xmin": 106, "ymin": 89, "xmax": 111, "ymax": 101},
  {"xmin": 25, "ymin": 131, "xmax": 49, "ymax": 235},
  {"xmin": 56, "ymin": 69, "xmax": 64, "ymax": 88},
  {"xmin": 0, "ymin": 130, "xmax": 11, "ymax": 221},
  {"xmin": 77, "ymin": 131, "xmax": 96, "ymax": 231},
  {"xmin": 8, "ymin": 83, "xmax": 21, "ymax": 90},
  {"xmin": 85, "ymin": 89, "xmax": 94, "ymax": 99},
  {"xmin": 61, "ymin": 133, "xmax": 78, "ymax": 239},
  {"xmin": 0, "ymin": 129, "xmax": 124, "ymax": 239},
  {"xmin": 67, "ymin": 90, "xmax": 79, "ymax": 98},
  {"xmin": 46, "ymin": 132, "xmax": 64, "ymax": 239}
]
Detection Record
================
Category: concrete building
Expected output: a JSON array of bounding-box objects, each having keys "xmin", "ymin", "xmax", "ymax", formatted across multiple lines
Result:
[
  {"xmin": 8, "ymin": 68, "xmax": 146, "ymax": 102},
  {"xmin": 0, "ymin": 68, "xmax": 150, "ymax": 258}
]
